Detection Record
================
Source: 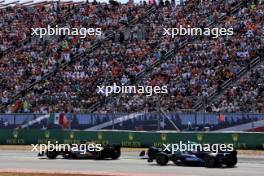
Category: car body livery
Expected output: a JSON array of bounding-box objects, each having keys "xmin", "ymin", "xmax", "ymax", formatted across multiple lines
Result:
[
  {"xmin": 140, "ymin": 146, "xmax": 237, "ymax": 168},
  {"xmin": 38, "ymin": 142, "xmax": 121, "ymax": 160}
]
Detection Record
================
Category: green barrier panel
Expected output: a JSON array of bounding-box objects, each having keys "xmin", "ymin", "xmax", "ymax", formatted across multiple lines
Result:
[
  {"xmin": 0, "ymin": 130, "xmax": 263, "ymax": 149},
  {"xmin": 0, "ymin": 129, "xmax": 63, "ymax": 145}
]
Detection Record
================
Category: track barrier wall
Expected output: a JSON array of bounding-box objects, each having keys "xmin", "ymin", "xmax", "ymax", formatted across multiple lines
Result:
[{"xmin": 0, "ymin": 130, "xmax": 263, "ymax": 149}]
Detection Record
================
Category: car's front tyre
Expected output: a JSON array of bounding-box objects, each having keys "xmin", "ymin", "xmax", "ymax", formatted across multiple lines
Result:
[
  {"xmin": 156, "ymin": 153, "xmax": 169, "ymax": 166},
  {"xmin": 204, "ymin": 155, "xmax": 216, "ymax": 168},
  {"xmin": 46, "ymin": 150, "xmax": 58, "ymax": 159}
]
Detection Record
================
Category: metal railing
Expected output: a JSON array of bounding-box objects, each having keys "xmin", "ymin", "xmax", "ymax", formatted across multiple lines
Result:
[{"xmin": 1, "ymin": 112, "xmax": 264, "ymax": 126}]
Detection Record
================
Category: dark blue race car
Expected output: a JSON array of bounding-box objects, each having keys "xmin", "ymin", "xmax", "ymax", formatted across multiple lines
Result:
[
  {"xmin": 140, "ymin": 146, "xmax": 237, "ymax": 168},
  {"xmin": 38, "ymin": 143, "xmax": 121, "ymax": 160}
]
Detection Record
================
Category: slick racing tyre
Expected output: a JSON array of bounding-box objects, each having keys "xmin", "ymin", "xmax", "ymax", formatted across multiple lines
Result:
[
  {"xmin": 111, "ymin": 148, "xmax": 121, "ymax": 160},
  {"xmin": 204, "ymin": 155, "xmax": 216, "ymax": 168},
  {"xmin": 156, "ymin": 153, "xmax": 169, "ymax": 166},
  {"xmin": 46, "ymin": 150, "xmax": 58, "ymax": 159},
  {"xmin": 225, "ymin": 155, "xmax": 237, "ymax": 167}
]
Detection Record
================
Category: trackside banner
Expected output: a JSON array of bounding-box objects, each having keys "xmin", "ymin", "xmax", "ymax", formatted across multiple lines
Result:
[{"xmin": 0, "ymin": 130, "xmax": 263, "ymax": 149}]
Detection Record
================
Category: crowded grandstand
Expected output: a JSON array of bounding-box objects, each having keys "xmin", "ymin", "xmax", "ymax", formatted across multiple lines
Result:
[{"xmin": 0, "ymin": 0, "xmax": 264, "ymax": 131}]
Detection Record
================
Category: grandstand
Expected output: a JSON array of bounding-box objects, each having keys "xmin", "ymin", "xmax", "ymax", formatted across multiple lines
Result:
[{"xmin": 0, "ymin": 0, "xmax": 264, "ymax": 131}]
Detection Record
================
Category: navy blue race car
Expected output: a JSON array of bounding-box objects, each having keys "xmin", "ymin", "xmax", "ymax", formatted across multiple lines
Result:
[{"xmin": 140, "ymin": 146, "xmax": 237, "ymax": 168}]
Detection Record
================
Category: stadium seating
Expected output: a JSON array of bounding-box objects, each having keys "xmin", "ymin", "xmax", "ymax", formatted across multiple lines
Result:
[{"xmin": 0, "ymin": 0, "xmax": 263, "ymax": 119}]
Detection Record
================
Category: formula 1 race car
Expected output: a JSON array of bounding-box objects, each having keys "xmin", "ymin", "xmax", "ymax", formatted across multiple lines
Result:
[
  {"xmin": 140, "ymin": 146, "xmax": 237, "ymax": 168},
  {"xmin": 38, "ymin": 142, "xmax": 121, "ymax": 160}
]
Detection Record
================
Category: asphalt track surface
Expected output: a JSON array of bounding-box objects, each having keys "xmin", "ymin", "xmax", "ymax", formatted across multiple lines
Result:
[{"xmin": 0, "ymin": 150, "xmax": 264, "ymax": 176}]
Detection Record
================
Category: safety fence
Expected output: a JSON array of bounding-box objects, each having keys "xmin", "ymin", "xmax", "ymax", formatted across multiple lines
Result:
[{"xmin": 1, "ymin": 113, "xmax": 264, "ymax": 126}]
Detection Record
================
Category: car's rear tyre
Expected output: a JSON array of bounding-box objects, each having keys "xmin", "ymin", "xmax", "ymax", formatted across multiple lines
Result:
[
  {"xmin": 204, "ymin": 156, "xmax": 216, "ymax": 168},
  {"xmin": 225, "ymin": 155, "xmax": 237, "ymax": 167},
  {"xmin": 156, "ymin": 153, "xmax": 169, "ymax": 166},
  {"xmin": 46, "ymin": 150, "xmax": 58, "ymax": 159}
]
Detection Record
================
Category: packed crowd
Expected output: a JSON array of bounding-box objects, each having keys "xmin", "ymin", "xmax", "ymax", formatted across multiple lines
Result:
[
  {"xmin": 0, "ymin": 1, "xmax": 149, "ymax": 113},
  {"xmin": 211, "ymin": 62, "xmax": 264, "ymax": 113},
  {"xmin": 102, "ymin": 0, "xmax": 264, "ymax": 113},
  {"xmin": 0, "ymin": 2, "xmax": 59, "ymax": 51},
  {"xmin": 0, "ymin": 0, "xmax": 263, "ymax": 114}
]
